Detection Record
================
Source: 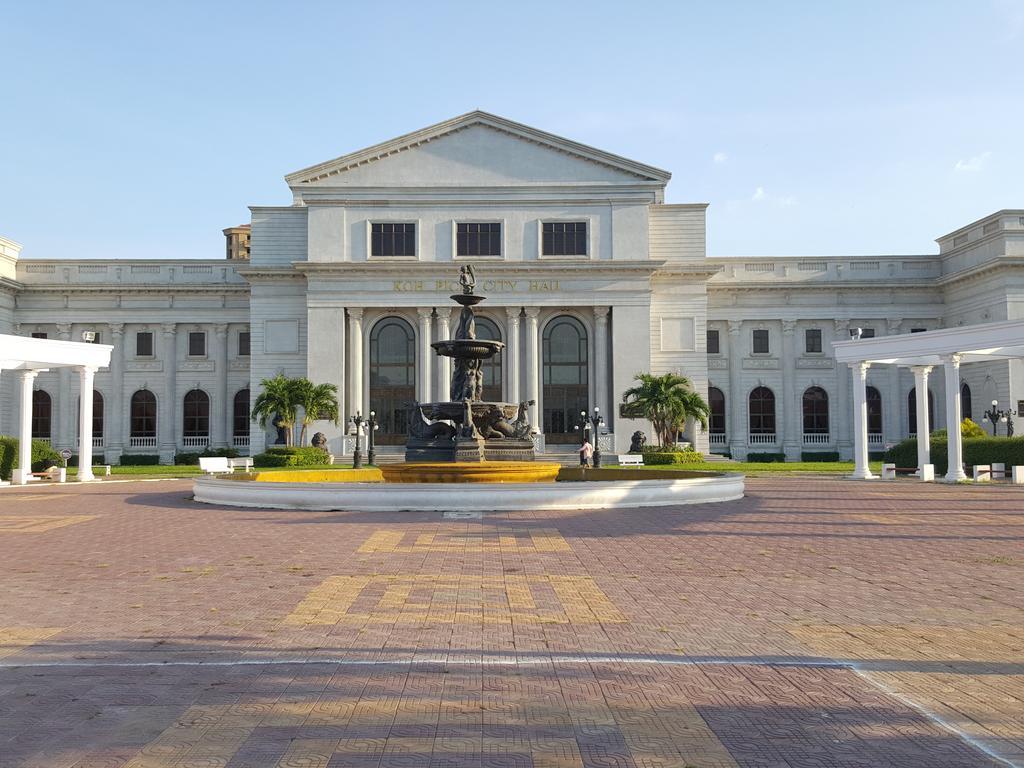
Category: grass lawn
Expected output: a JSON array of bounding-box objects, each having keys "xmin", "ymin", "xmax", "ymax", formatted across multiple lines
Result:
[
  {"xmin": 633, "ymin": 461, "xmax": 883, "ymax": 475},
  {"xmin": 69, "ymin": 464, "xmax": 355, "ymax": 478}
]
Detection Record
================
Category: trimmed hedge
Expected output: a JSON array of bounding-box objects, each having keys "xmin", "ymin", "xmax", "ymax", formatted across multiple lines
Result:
[
  {"xmin": 119, "ymin": 454, "xmax": 160, "ymax": 466},
  {"xmin": 885, "ymin": 436, "xmax": 1024, "ymax": 475},
  {"xmin": 0, "ymin": 436, "xmax": 63, "ymax": 481},
  {"xmin": 641, "ymin": 449, "xmax": 704, "ymax": 465},
  {"xmin": 67, "ymin": 453, "xmax": 105, "ymax": 468},
  {"xmin": 746, "ymin": 452, "xmax": 785, "ymax": 463},
  {"xmin": 253, "ymin": 446, "xmax": 332, "ymax": 467},
  {"xmin": 801, "ymin": 451, "xmax": 840, "ymax": 463},
  {"xmin": 175, "ymin": 447, "xmax": 240, "ymax": 465}
]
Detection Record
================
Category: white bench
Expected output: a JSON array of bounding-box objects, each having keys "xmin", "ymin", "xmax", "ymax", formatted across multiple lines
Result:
[
  {"xmin": 992, "ymin": 462, "xmax": 1005, "ymax": 479},
  {"xmin": 1012, "ymin": 466, "xmax": 1024, "ymax": 484},
  {"xmin": 920, "ymin": 464, "xmax": 935, "ymax": 482},
  {"xmin": 881, "ymin": 463, "xmax": 896, "ymax": 480},
  {"xmin": 94, "ymin": 465, "xmax": 111, "ymax": 476},
  {"xmin": 228, "ymin": 457, "xmax": 254, "ymax": 472},
  {"xmin": 199, "ymin": 457, "xmax": 232, "ymax": 475},
  {"xmin": 973, "ymin": 464, "xmax": 991, "ymax": 482},
  {"xmin": 617, "ymin": 454, "xmax": 644, "ymax": 467},
  {"xmin": 30, "ymin": 466, "xmax": 66, "ymax": 482}
]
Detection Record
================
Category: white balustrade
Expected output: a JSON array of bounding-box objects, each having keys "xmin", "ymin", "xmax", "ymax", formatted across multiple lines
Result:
[
  {"xmin": 183, "ymin": 436, "xmax": 209, "ymax": 449},
  {"xmin": 130, "ymin": 436, "xmax": 157, "ymax": 448},
  {"xmin": 748, "ymin": 433, "xmax": 776, "ymax": 445},
  {"xmin": 868, "ymin": 433, "xmax": 883, "ymax": 447},
  {"xmin": 709, "ymin": 433, "xmax": 727, "ymax": 447},
  {"xmin": 78, "ymin": 436, "xmax": 104, "ymax": 449},
  {"xmin": 802, "ymin": 433, "xmax": 831, "ymax": 445},
  {"xmin": 232, "ymin": 435, "xmax": 250, "ymax": 448}
]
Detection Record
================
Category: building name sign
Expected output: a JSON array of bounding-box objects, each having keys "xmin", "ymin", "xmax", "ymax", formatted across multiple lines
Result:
[{"xmin": 393, "ymin": 279, "xmax": 562, "ymax": 293}]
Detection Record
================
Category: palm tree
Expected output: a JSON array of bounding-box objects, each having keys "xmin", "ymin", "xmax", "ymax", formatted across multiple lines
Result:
[
  {"xmin": 292, "ymin": 379, "xmax": 340, "ymax": 446},
  {"xmin": 621, "ymin": 372, "xmax": 710, "ymax": 448},
  {"xmin": 250, "ymin": 374, "xmax": 298, "ymax": 447}
]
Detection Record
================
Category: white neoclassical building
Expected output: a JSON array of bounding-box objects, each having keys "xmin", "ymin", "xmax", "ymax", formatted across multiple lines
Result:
[{"xmin": 1, "ymin": 111, "xmax": 1022, "ymax": 463}]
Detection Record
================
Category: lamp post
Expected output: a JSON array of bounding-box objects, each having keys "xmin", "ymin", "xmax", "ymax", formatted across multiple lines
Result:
[
  {"xmin": 587, "ymin": 407, "xmax": 605, "ymax": 468},
  {"xmin": 367, "ymin": 410, "xmax": 378, "ymax": 466},
  {"xmin": 984, "ymin": 400, "xmax": 1013, "ymax": 437},
  {"xmin": 350, "ymin": 412, "xmax": 364, "ymax": 469}
]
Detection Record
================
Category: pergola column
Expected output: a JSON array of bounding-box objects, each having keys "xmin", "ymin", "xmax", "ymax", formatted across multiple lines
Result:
[
  {"xmin": 943, "ymin": 353, "xmax": 967, "ymax": 482},
  {"xmin": 347, "ymin": 309, "xmax": 364, "ymax": 418},
  {"xmin": 834, "ymin": 320, "xmax": 852, "ymax": 458},
  {"xmin": 77, "ymin": 366, "xmax": 97, "ymax": 481},
  {"xmin": 416, "ymin": 308, "xmax": 433, "ymax": 403},
  {"xmin": 14, "ymin": 370, "xmax": 41, "ymax": 485},
  {"xmin": 524, "ymin": 308, "xmax": 541, "ymax": 429},
  {"xmin": 911, "ymin": 365, "xmax": 932, "ymax": 471},
  {"xmin": 435, "ymin": 308, "xmax": 452, "ymax": 399},
  {"xmin": 505, "ymin": 307, "xmax": 521, "ymax": 405},
  {"xmin": 850, "ymin": 361, "xmax": 874, "ymax": 479},
  {"xmin": 107, "ymin": 323, "xmax": 125, "ymax": 462},
  {"xmin": 56, "ymin": 323, "xmax": 72, "ymax": 449}
]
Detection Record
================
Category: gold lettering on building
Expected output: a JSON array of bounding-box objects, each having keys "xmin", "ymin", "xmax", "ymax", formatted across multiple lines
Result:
[{"xmin": 393, "ymin": 279, "xmax": 563, "ymax": 293}]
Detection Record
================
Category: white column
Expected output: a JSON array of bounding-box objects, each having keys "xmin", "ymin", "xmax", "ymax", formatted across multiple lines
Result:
[
  {"xmin": 943, "ymin": 353, "xmax": 967, "ymax": 482},
  {"xmin": 726, "ymin": 320, "xmax": 744, "ymax": 456},
  {"xmin": 594, "ymin": 307, "xmax": 609, "ymax": 416},
  {"xmin": 347, "ymin": 309, "xmax": 363, "ymax": 417},
  {"xmin": 435, "ymin": 308, "xmax": 452, "ymax": 400},
  {"xmin": 884, "ymin": 319, "xmax": 902, "ymax": 443},
  {"xmin": 107, "ymin": 323, "xmax": 125, "ymax": 462},
  {"xmin": 159, "ymin": 323, "xmax": 177, "ymax": 463},
  {"xmin": 833, "ymin": 320, "xmax": 852, "ymax": 458},
  {"xmin": 850, "ymin": 361, "xmax": 874, "ymax": 479},
  {"xmin": 505, "ymin": 307, "xmax": 521, "ymax": 405},
  {"xmin": 781, "ymin": 320, "xmax": 799, "ymax": 459},
  {"xmin": 416, "ymin": 308, "xmax": 433, "ymax": 403},
  {"xmin": 213, "ymin": 324, "xmax": 229, "ymax": 448},
  {"xmin": 77, "ymin": 366, "xmax": 97, "ymax": 481},
  {"xmin": 14, "ymin": 370, "xmax": 41, "ymax": 485},
  {"xmin": 524, "ymin": 308, "xmax": 541, "ymax": 428},
  {"xmin": 911, "ymin": 365, "xmax": 932, "ymax": 471},
  {"xmin": 56, "ymin": 323, "xmax": 72, "ymax": 450}
]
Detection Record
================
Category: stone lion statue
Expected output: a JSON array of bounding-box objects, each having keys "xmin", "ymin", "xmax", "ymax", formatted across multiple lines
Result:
[
  {"xmin": 629, "ymin": 430, "xmax": 647, "ymax": 453},
  {"xmin": 311, "ymin": 432, "xmax": 328, "ymax": 450}
]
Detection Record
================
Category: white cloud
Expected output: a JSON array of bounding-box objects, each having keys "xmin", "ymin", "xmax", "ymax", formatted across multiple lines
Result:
[
  {"xmin": 751, "ymin": 186, "xmax": 797, "ymax": 207},
  {"xmin": 954, "ymin": 151, "xmax": 992, "ymax": 172},
  {"xmin": 713, "ymin": 151, "xmax": 728, "ymax": 164},
  {"xmin": 752, "ymin": 186, "xmax": 766, "ymax": 201}
]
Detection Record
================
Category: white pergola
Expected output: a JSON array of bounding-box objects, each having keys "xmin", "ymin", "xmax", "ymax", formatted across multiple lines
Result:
[
  {"xmin": 1, "ymin": 334, "xmax": 112, "ymax": 484},
  {"xmin": 833, "ymin": 319, "xmax": 1024, "ymax": 481}
]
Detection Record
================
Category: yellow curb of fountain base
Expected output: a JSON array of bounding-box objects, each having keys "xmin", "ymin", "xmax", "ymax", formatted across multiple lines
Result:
[
  {"xmin": 248, "ymin": 468, "xmax": 384, "ymax": 483},
  {"xmin": 380, "ymin": 462, "xmax": 561, "ymax": 483}
]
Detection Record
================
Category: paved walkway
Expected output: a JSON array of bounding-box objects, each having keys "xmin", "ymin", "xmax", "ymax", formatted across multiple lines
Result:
[{"xmin": 0, "ymin": 478, "xmax": 1021, "ymax": 767}]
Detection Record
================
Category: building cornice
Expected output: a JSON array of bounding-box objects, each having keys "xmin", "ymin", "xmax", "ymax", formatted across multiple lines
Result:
[
  {"xmin": 291, "ymin": 260, "xmax": 667, "ymax": 278},
  {"xmin": 292, "ymin": 194, "xmax": 660, "ymax": 206},
  {"xmin": 934, "ymin": 257, "xmax": 1024, "ymax": 287}
]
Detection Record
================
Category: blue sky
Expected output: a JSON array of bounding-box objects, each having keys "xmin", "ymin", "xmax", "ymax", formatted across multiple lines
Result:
[{"xmin": 2, "ymin": 1, "xmax": 1022, "ymax": 259}]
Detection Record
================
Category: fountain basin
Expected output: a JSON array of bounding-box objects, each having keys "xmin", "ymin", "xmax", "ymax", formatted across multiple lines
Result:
[
  {"xmin": 192, "ymin": 471, "xmax": 744, "ymax": 512},
  {"xmin": 431, "ymin": 338, "xmax": 504, "ymax": 359},
  {"xmin": 380, "ymin": 462, "xmax": 560, "ymax": 484}
]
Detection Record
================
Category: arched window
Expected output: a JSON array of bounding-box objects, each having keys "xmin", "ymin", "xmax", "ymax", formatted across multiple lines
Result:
[
  {"xmin": 748, "ymin": 386, "xmax": 776, "ymax": 435},
  {"xmin": 908, "ymin": 388, "xmax": 935, "ymax": 435},
  {"xmin": 183, "ymin": 390, "xmax": 210, "ymax": 438},
  {"xmin": 960, "ymin": 382, "xmax": 973, "ymax": 421},
  {"xmin": 866, "ymin": 386, "xmax": 882, "ymax": 435},
  {"xmin": 369, "ymin": 317, "xmax": 416, "ymax": 444},
  {"xmin": 542, "ymin": 316, "xmax": 589, "ymax": 443},
  {"xmin": 475, "ymin": 316, "xmax": 503, "ymax": 402},
  {"xmin": 32, "ymin": 390, "xmax": 52, "ymax": 440},
  {"xmin": 802, "ymin": 387, "xmax": 829, "ymax": 434},
  {"xmin": 708, "ymin": 387, "xmax": 726, "ymax": 435},
  {"xmin": 233, "ymin": 389, "xmax": 250, "ymax": 440},
  {"xmin": 77, "ymin": 391, "xmax": 105, "ymax": 442},
  {"xmin": 130, "ymin": 390, "xmax": 157, "ymax": 438}
]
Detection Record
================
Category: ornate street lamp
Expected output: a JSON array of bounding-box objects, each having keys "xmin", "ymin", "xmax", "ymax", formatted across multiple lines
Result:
[
  {"xmin": 349, "ymin": 412, "xmax": 365, "ymax": 469},
  {"xmin": 587, "ymin": 407, "xmax": 605, "ymax": 468},
  {"xmin": 984, "ymin": 400, "xmax": 1017, "ymax": 437},
  {"xmin": 367, "ymin": 410, "xmax": 378, "ymax": 466}
]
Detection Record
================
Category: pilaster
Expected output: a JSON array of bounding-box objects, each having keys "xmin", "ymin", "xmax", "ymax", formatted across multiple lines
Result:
[
  {"xmin": 726, "ymin": 320, "xmax": 744, "ymax": 458},
  {"xmin": 55, "ymin": 323, "xmax": 72, "ymax": 450},
  {"xmin": 524, "ymin": 308, "xmax": 541, "ymax": 430},
  {"xmin": 159, "ymin": 323, "xmax": 177, "ymax": 464},
  {"xmin": 505, "ymin": 307, "xmax": 521, "ymax": 406},
  {"xmin": 416, "ymin": 308, "xmax": 433, "ymax": 403},
  {"xmin": 107, "ymin": 323, "xmax": 125, "ymax": 463},
  {"xmin": 781, "ymin": 320, "xmax": 799, "ymax": 460}
]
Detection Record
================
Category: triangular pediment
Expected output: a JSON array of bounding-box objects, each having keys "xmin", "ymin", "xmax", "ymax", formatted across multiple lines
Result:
[{"xmin": 286, "ymin": 111, "xmax": 670, "ymax": 187}]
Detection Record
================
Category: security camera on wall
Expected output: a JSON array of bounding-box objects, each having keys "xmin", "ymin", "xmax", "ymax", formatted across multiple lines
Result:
[
  {"xmin": 849, "ymin": 328, "xmax": 862, "ymax": 340},
  {"xmin": 81, "ymin": 331, "xmax": 96, "ymax": 343}
]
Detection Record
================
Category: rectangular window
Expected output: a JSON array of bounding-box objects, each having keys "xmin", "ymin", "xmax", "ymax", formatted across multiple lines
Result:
[
  {"xmin": 542, "ymin": 221, "xmax": 587, "ymax": 256},
  {"xmin": 30, "ymin": 332, "xmax": 47, "ymax": 339},
  {"xmin": 371, "ymin": 222, "xmax": 416, "ymax": 257},
  {"xmin": 89, "ymin": 332, "xmax": 102, "ymax": 344},
  {"xmin": 861, "ymin": 328, "xmax": 876, "ymax": 338},
  {"xmin": 456, "ymin": 222, "xmax": 501, "ymax": 257},
  {"xmin": 188, "ymin": 331, "xmax": 206, "ymax": 357},
  {"xmin": 752, "ymin": 329, "xmax": 770, "ymax": 354},
  {"xmin": 238, "ymin": 331, "xmax": 250, "ymax": 357},
  {"xmin": 805, "ymin": 328, "xmax": 822, "ymax": 354},
  {"xmin": 136, "ymin": 332, "xmax": 153, "ymax": 357},
  {"xmin": 910, "ymin": 327, "xmax": 926, "ymax": 333},
  {"xmin": 706, "ymin": 329, "xmax": 720, "ymax": 354}
]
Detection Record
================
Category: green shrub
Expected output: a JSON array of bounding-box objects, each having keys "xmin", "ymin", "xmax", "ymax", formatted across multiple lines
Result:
[
  {"xmin": 0, "ymin": 436, "xmax": 62, "ymax": 480},
  {"xmin": 119, "ymin": 454, "xmax": 160, "ymax": 466},
  {"xmin": 885, "ymin": 436, "xmax": 1024, "ymax": 475},
  {"xmin": 253, "ymin": 446, "xmax": 331, "ymax": 467},
  {"xmin": 868, "ymin": 451, "xmax": 887, "ymax": 462},
  {"xmin": 746, "ymin": 452, "xmax": 786, "ymax": 463},
  {"xmin": 67, "ymin": 454, "xmax": 105, "ymax": 467},
  {"xmin": 641, "ymin": 449, "xmax": 704, "ymax": 465},
  {"xmin": 931, "ymin": 418, "xmax": 988, "ymax": 441},
  {"xmin": 175, "ymin": 447, "xmax": 240, "ymax": 465},
  {"xmin": 801, "ymin": 451, "xmax": 840, "ymax": 463}
]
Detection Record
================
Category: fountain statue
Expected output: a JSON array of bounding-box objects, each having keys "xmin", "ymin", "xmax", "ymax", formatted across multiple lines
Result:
[{"xmin": 405, "ymin": 266, "xmax": 538, "ymax": 463}]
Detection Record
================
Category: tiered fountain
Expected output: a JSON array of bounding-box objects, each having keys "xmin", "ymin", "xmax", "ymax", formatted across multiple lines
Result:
[{"xmin": 380, "ymin": 265, "xmax": 560, "ymax": 482}]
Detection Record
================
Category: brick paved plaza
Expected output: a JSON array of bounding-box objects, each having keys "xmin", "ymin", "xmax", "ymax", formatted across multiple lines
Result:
[{"xmin": 0, "ymin": 478, "xmax": 1021, "ymax": 768}]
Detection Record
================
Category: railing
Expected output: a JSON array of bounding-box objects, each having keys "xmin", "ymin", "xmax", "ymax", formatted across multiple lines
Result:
[
  {"xmin": 182, "ymin": 436, "xmax": 209, "ymax": 448},
  {"xmin": 77, "ymin": 436, "xmax": 104, "ymax": 449},
  {"xmin": 803, "ymin": 432, "xmax": 831, "ymax": 445},
  {"xmin": 130, "ymin": 436, "xmax": 157, "ymax": 448},
  {"xmin": 748, "ymin": 433, "xmax": 776, "ymax": 445},
  {"xmin": 909, "ymin": 432, "xmax": 917, "ymax": 440},
  {"xmin": 232, "ymin": 435, "xmax": 250, "ymax": 448},
  {"xmin": 709, "ymin": 433, "xmax": 727, "ymax": 447},
  {"xmin": 37, "ymin": 437, "xmax": 52, "ymax": 445},
  {"xmin": 868, "ymin": 433, "xmax": 884, "ymax": 447}
]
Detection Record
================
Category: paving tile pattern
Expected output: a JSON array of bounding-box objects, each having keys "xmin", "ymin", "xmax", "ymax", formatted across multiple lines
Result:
[{"xmin": 0, "ymin": 477, "xmax": 1021, "ymax": 767}]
